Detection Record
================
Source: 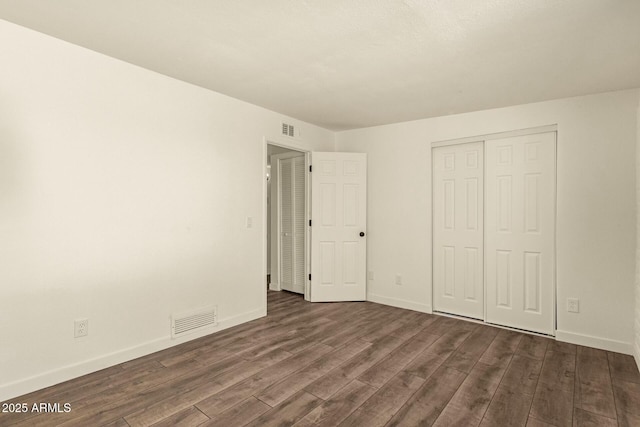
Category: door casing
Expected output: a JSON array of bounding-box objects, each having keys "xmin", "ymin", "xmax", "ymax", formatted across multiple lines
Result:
[
  {"xmin": 272, "ymin": 151, "xmax": 306, "ymax": 294},
  {"xmin": 263, "ymin": 140, "xmax": 368, "ymax": 308},
  {"xmin": 264, "ymin": 139, "xmax": 311, "ymax": 309}
]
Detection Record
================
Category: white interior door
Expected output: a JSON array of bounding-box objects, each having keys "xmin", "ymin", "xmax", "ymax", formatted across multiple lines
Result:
[
  {"xmin": 310, "ymin": 152, "xmax": 367, "ymax": 302},
  {"xmin": 485, "ymin": 132, "xmax": 556, "ymax": 335},
  {"xmin": 432, "ymin": 142, "xmax": 484, "ymax": 320},
  {"xmin": 275, "ymin": 152, "xmax": 305, "ymax": 294}
]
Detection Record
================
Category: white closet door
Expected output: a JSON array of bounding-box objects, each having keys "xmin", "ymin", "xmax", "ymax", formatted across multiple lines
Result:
[
  {"xmin": 432, "ymin": 142, "xmax": 484, "ymax": 320},
  {"xmin": 485, "ymin": 132, "xmax": 556, "ymax": 335},
  {"xmin": 278, "ymin": 154, "xmax": 305, "ymax": 294}
]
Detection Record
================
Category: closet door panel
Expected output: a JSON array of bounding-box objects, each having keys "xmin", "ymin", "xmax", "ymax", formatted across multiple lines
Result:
[
  {"xmin": 433, "ymin": 142, "xmax": 484, "ymax": 320},
  {"xmin": 485, "ymin": 132, "xmax": 556, "ymax": 335}
]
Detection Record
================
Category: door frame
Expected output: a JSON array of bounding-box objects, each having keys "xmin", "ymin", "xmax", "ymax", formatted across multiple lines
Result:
[
  {"xmin": 263, "ymin": 137, "xmax": 311, "ymax": 313},
  {"xmin": 430, "ymin": 124, "xmax": 558, "ymax": 334},
  {"xmin": 272, "ymin": 151, "xmax": 306, "ymax": 295}
]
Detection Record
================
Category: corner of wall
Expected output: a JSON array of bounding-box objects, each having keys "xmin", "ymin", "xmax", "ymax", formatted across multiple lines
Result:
[
  {"xmin": 367, "ymin": 292, "xmax": 432, "ymax": 314},
  {"xmin": 636, "ymin": 337, "xmax": 640, "ymax": 372},
  {"xmin": 332, "ymin": 128, "xmax": 340, "ymax": 152},
  {"xmin": 635, "ymin": 88, "xmax": 640, "ymax": 371}
]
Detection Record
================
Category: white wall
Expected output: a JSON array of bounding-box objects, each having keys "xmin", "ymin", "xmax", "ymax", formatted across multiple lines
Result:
[
  {"xmin": 336, "ymin": 89, "xmax": 640, "ymax": 354},
  {"xmin": 0, "ymin": 20, "xmax": 333, "ymax": 401},
  {"xmin": 2, "ymin": 17, "xmax": 638, "ymax": 403},
  {"xmin": 636, "ymin": 95, "xmax": 640, "ymax": 368}
]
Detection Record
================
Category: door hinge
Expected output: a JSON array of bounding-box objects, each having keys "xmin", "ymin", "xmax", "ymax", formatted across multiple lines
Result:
[
  {"xmin": 308, "ymin": 274, "xmax": 311, "ymax": 281},
  {"xmin": 309, "ymin": 220, "xmax": 312, "ymax": 226},
  {"xmin": 309, "ymin": 165, "xmax": 312, "ymax": 172}
]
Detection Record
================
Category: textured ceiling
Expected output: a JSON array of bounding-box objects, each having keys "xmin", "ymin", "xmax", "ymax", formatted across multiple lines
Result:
[{"xmin": 1, "ymin": 0, "xmax": 639, "ymax": 130}]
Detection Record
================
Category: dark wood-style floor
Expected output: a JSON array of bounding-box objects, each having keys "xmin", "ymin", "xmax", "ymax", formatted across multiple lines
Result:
[{"xmin": 2, "ymin": 291, "xmax": 639, "ymax": 427}]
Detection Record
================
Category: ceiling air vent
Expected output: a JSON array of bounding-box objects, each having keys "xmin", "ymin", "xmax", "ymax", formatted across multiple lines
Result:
[
  {"xmin": 171, "ymin": 305, "xmax": 217, "ymax": 338},
  {"xmin": 282, "ymin": 122, "xmax": 295, "ymax": 137}
]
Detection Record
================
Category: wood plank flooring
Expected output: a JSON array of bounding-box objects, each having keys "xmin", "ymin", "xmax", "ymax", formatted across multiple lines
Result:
[{"xmin": 1, "ymin": 291, "xmax": 639, "ymax": 426}]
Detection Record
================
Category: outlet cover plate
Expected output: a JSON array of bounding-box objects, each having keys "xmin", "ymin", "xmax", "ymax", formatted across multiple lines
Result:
[
  {"xmin": 567, "ymin": 298, "xmax": 579, "ymax": 313},
  {"xmin": 75, "ymin": 318, "xmax": 88, "ymax": 338}
]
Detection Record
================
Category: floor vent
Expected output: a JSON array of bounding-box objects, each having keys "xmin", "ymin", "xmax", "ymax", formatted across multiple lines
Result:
[{"xmin": 171, "ymin": 305, "xmax": 217, "ymax": 338}]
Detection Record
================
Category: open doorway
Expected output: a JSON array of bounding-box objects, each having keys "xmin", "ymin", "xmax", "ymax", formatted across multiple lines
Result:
[
  {"xmin": 266, "ymin": 143, "xmax": 308, "ymax": 299},
  {"xmin": 263, "ymin": 143, "xmax": 368, "ymax": 311}
]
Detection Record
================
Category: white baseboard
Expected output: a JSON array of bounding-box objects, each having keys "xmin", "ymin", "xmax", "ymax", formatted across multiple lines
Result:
[
  {"xmin": 367, "ymin": 293, "xmax": 432, "ymax": 314},
  {"xmin": 269, "ymin": 282, "xmax": 281, "ymax": 291},
  {"xmin": 364, "ymin": 295, "xmax": 633, "ymax": 356},
  {"xmin": 0, "ymin": 307, "xmax": 265, "ymax": 402},
  {"xmin": 555, "ymin": 330, "xmax": 633, "ymax": 355}
]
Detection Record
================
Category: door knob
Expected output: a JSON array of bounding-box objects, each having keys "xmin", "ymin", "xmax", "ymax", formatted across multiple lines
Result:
[{"xmin": 359, "ymin": 232, "xmax": 365, "ymax": 237}]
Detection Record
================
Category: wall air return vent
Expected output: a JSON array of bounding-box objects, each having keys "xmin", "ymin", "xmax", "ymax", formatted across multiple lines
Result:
[
  {"xmin": 282, "ymin": 122, "xmax": 295, "ymax": 137},
  {"xmin": 171, "ymin": 305, "xmax": 217, "ymax": 338}
]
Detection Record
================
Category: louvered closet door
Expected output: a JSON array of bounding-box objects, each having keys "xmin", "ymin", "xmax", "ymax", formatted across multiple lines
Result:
[
  {"xmin": 485, "ymin": 132, "xmax": 556, "ymax": 335},
  {"xmin": 278, "ymin": 155, "xmax": 305, "ymax": 294},
  {"xmin": 292, "ymin": 156, "xmax": 305, "ymax": 293},
  {"xmin": 432, "ymin": 142, "xmax": 484, "ymax": 320}
]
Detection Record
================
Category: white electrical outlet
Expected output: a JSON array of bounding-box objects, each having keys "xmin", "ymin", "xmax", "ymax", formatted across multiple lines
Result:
[
  {"xmin": 74, "ymin": 319, "xmax": 88, "ymax": 338},
  {"xmin": 395, "ymin": 274, "xmax": 402, "ymax": 286},
  {"xmin": 246, "ymin": 216, "xmax": 253, "ymax": 228},
  {"xmin": 367, "ymin": 271, "xmax": 374, "ymax": 280},
  {"xmin": 567, "ymin": 298, "xmax": 579, "ymax": 313}
]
